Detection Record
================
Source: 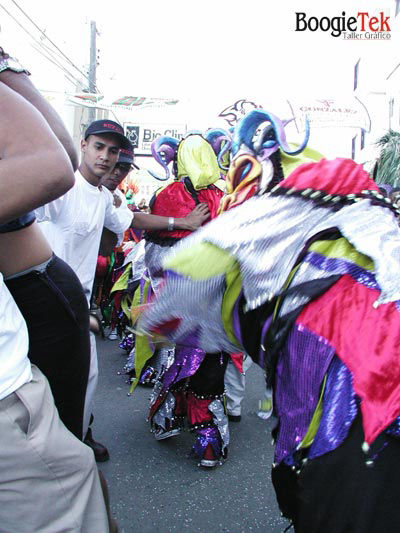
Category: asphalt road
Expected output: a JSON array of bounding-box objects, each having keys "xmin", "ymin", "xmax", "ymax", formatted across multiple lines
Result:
[{"xmin": 93, "ymin": 336, "xmax": 288, "ymax": 533}]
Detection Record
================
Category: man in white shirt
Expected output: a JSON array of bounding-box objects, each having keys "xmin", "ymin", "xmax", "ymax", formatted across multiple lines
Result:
[
  {"xmin": 37, "ymin": 119, "xmax": 210, "ymax": 460},
  {"xmin": 38, "ymin": 120, "xmax": 209, "ymax": 305}
]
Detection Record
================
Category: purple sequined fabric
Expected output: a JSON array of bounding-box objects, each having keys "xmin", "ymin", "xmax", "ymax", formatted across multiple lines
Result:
[
  {"xmin": 308, "ymin": 356, "xmax": 358, "ymax": 460},
  {"xmin": 160, "ymin": 344, "xmax": 206, "ymax": 393},
  {"xmin": 274, "ymin": 323, "xmax": 336, "ymax": 464},
  {"xmin": 278, "ymin": 332, "xmax": 400, "ymax": 466},
  {"xmin": 386, "ymin": 417, "xmax": 400, "ymax": 437},
  {"xmin": 119, "ymin": 335, "xmax": 134, "ymax": 352},
  {"xmin": 305, "ymin": 250, "xmax": 400, "ymax": 311},
  {"xmin": 232, "ymin": 295, "xmax": 243, "ymax": 346},
  {"xmin": 304, "ymin": 251, "xmax": 378, "ymax": 290},
  {"xmin": 192, "ymin": 427, "xmax": 221, "ymax": 460}
]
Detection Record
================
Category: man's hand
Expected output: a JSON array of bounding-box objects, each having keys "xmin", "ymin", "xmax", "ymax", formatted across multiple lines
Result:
[
  {"xmin": 182, "ymin": 203, "xmax": 210, "ymax": 231},
  {"xmin": 130, "ymin": 203, "xmax": 211, "ymax": 232}
]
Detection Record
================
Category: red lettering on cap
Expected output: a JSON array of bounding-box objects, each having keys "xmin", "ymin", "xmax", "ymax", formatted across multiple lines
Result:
[{"xmin": 102, "ymin": 122, "xmax": 123, "ymax": 133}]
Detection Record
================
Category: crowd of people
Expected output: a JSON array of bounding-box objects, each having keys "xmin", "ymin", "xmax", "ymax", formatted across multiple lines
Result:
[{"xmin": 2, "ymin": 45, "xmax": 400, "ymax": 533}]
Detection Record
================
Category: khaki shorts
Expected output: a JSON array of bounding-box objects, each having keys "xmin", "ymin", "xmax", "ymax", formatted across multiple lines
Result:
[{"xmin": 0, "ymin": 365, "xmax": 109, "ymax": 533}]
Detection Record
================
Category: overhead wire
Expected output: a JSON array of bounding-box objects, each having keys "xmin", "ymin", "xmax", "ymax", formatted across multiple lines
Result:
[
  {"xmin": 0, "ymin": 2, "xmax": 86, "ymax": 87},
  {"xmin": 9, "ymin": 0, "xmax": 100, "ymax": 92},
  {"xmin": 1, "ymin": 2, "xmax": 126, "ymax": 123},
  {"xmin": 30, "ymin": 44, "xmax": 80, "ymax": 87}
]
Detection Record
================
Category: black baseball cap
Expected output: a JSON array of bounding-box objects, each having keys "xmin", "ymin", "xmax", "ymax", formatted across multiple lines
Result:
[
  {"xmin": 117, "ymin": 147, "xmax": 140, "ymax": 170},
  {"xmin": 84, "ymin": 119, "xmax": 131, "ymax": 149}
]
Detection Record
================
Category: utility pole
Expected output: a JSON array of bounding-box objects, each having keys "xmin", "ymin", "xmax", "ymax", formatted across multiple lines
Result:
[{"xmin": 88, "ymin": 20, "xmax": 97, "ymax": 122}]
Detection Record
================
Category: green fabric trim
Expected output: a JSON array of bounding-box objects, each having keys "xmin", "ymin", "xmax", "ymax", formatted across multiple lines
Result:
[
  {"xmin": 281, "ymin": 145, "xmax": 325, "ymax": 178},
  {"xmin": 308, "ymin": 238, "xmax": 374, "ymax": 271},
  {"xmin": 165, "ymin": 242, "xmax": 237, "ymax": 280},
  {"xmin": 130, "ymin": 280, "xmax": 142, "ymax": 320},
  {"xmin": 221, "ymin": 263, "xmax": 243, "ymax": 348},
  {"xmin": 300, "ymin": 376, "xmax": 327, "ymax": 449},
  {"xmin": 130, "ymin": 280, "xmax": 153, "ymax": 393},
  {"xmin": 120, "ymin": 295, "xmax": 131, "ymax": 320},
  {"xmin": 273, "ymin": 264, "xmax": 301, "ymax": 321},
  {"xmin": 110, "ymin": 263, "xmax": 132, "ymax": 294}
]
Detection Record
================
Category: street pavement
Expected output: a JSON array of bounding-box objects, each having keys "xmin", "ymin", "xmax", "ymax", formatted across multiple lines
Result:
[{"xmin": 93, "ymin": 336, "xmax": 288, "ymax": 533}]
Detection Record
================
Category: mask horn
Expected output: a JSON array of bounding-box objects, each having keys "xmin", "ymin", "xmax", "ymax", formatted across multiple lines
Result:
[
  {"xmin": 232, "ymin": 109, "xmax": 310, "ymax": 157},
  {"xmin": 151, "ymin": 136, "xmax": 179, "ymax": 180},
  {"xmin": 204, "ymin": 128, "xmax": 232, "ymax": 170}
]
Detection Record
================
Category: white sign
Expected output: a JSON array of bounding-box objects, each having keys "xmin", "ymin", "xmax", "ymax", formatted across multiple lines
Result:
[
  {"xmin": 287, "ymin": 97, "xmax": 371, "ymax": 132},
  {"xmin": 124, "ymin": 123, "xmax": 187, "ymax": 155}
]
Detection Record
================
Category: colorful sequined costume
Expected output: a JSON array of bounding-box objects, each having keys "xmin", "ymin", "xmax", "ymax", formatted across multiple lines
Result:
[
  {"xmin": 138, "ymin": 110, "xmax": 400, "ymax": 530},
  {"xmin": 93, "ymin": 196, "xmax": 143, "ymax": 339},
  {"xmin": 138, "ymin": 131, "xmax": 233, "ymax": 466}
]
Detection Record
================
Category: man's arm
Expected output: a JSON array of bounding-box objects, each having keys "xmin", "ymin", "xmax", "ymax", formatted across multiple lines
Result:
[
  {"xmin": 0, "ymin": 83, "xmax": 75, "ymax": 224},
  {"xmin": 0, "ymin": 49, "xmax": 79, "ymax": 171},
  {"xmin": 131, "ymin": 203, "xmax": 210, "ymax": 231}
]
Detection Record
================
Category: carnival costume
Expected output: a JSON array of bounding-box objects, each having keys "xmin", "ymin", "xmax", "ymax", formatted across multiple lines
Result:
[
  {"xmin": 138, "ymin": 109, "xmax": 400, "ymax": 530},
  {"xmin": 137, "ymin": 130, "xmax": 234, "ymax": 467},
  {"xmin": 94, "ymin": 199, "xmax": 143, "ymax": 340}
]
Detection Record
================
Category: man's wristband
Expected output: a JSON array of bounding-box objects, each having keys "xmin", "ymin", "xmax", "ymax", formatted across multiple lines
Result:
[
  {"xmin": 167, "ymin": 217, "xmax": 174, "ymax": 231},
  {"xmin": 0, "ymin": 48, "xmax": 30, "ymax": 76}
]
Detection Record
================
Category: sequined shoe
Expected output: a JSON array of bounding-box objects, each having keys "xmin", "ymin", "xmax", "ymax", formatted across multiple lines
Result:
[
  {"xmin": 153, "ymin": 422, "xmax": 182, "ymax": 441},
  {"xmin": 199, "ymin": 443, "xmax": 219, "ymax": 468}
]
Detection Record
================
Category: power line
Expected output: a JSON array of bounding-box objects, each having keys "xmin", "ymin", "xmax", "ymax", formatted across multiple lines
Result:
[
  {"xmin": 30, "ymin": 44, "xmax": 80, "ymax": 87},
  {"xmin": 1, "ymin": 3, "xmax": 123, "ymax": 124},
  {"xmin": 10, "ymin": 0, "xmax": 99, "ymax": 91},
  {"xmin": 0, "ymin": 2, "xmax": 85, "ymax": 86},
  {"xmin": 1, "ymin": 1, "xmax": 100, "ymax": 92}
]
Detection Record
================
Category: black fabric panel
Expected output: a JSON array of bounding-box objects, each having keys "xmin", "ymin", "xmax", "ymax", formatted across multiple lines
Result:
[
  {"xmin": 272, "ymin": 412, "xmax": 400, "ymax": 533},
  {"xmin": 238, "ymin": 293, "xmax": 275, "ymax": 362},
  {"xmin": 189, "ymin": 352, "xmax": 229, "ymax": 395}
]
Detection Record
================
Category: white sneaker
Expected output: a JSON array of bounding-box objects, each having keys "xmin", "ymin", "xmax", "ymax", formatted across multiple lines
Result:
[
  {"xmin": 108, "ymin": 329, "xmax": 118, "ymax": 341},
  {"xmin": 257, "ymin": 395, "xmax": 273, "ymax": 420}
]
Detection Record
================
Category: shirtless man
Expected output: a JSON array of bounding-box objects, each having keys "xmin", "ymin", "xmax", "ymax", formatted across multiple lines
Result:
[{"xmin": 0, "ymin": 47, "xmax": 112, "ymax": 533}]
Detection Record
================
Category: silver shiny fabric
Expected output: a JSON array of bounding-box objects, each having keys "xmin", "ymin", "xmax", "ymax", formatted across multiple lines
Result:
[
  {"xmin": 152, "ymin": 346, "xmax": 175, "ymax": 379},
  {"xmin": 152, "ymin": 392, "xmax": 176, "ymax": 430},
  {"xmin": 124, "ymin": 347, "xmax": 136, "ymax": 374},
  {"xmin": 278, "ymin": 261, "xmax": 340, "ymax": 318},
  {"xmin": 149, "ymin": 379, "xmax": 163, "ymax": 408},
  {"xmin": 158, "ymin": 195, "xmax": 400, "ymax": 309},
  {"xmin": 139, "ymin": 271, "xmax": 238, "ymax": 354},
  {"xmin": 122, "ymin": 239, "xmax": 146, "ymax": 281},
  {"xmin": 335, "ymin": 201, "xmax": 400, "ymax": 305},
  {"xmin": 209, "ymin": 399, "xmax": 230, "ymax": 452},
  {"xmin": 145, "ymin": 241, "xmax": 173, "ymax": 294},
  {"xmin": 139, "ymin": 194, "xmax": 400, "ymax": 353}
]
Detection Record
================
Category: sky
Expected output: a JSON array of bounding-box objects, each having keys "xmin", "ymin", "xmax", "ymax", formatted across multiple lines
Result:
[
  {"xmin": 1, "ymin": 0, "xmax": 393, "ymax": 98},
  {"xmin": 0, "ymin": 0, "xmax": 397, "ymax": 158}
]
